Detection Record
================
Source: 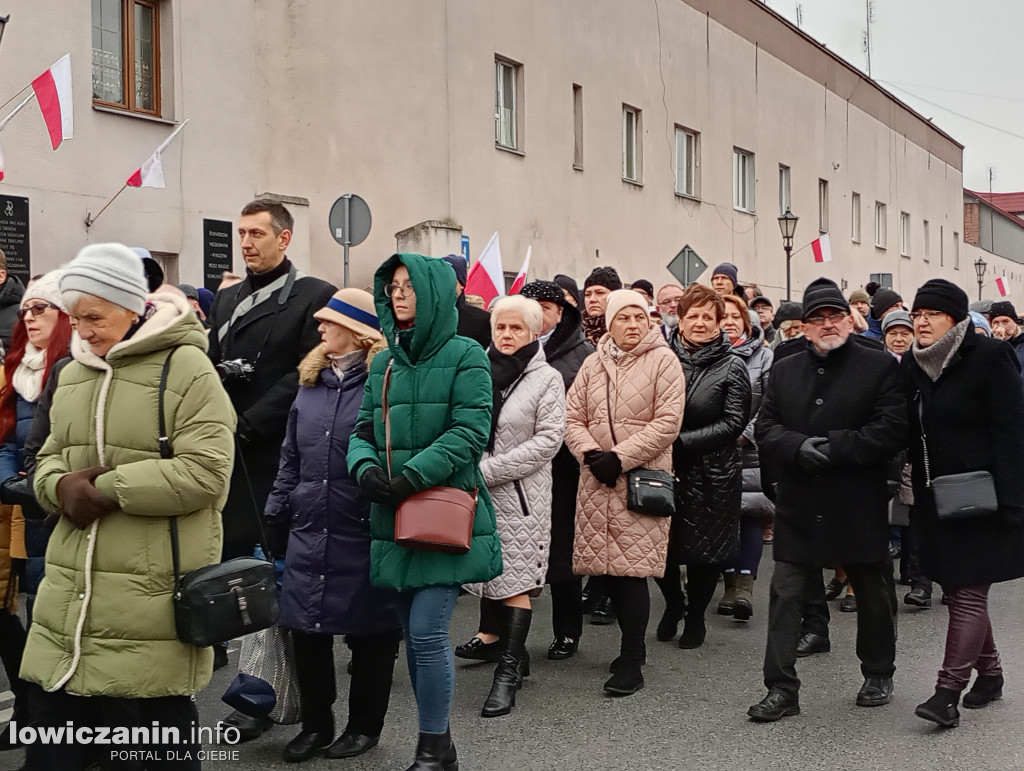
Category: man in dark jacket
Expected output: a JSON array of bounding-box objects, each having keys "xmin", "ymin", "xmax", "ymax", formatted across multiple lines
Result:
[
  {"xmin": 0, "ymin": 249, "xmax": 25, "ymax": 352},
  {"xmin": 988, "ymin": 301, "xmax": 1024, "ymax": 384},
  {"xmin": 748, "ymin": 277, "xmax": 907, "ymax": 722},
  {"xmin": 441, "ymin": 254, "xmax": 490, "ymax": 348}
]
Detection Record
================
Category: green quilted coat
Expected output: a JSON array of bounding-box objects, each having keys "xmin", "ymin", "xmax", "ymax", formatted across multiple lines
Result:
[
  {"xmin": 25, "ymin": 295, "xmax": 236, "ymax": 697},
  {"xmin": 348, "ymin": 253, "xmax": 502, "ymax": 591}
]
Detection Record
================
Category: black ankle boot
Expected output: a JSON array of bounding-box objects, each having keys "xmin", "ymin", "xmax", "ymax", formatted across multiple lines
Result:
[
  {"xmin": 963, "ymin": 674, "xmax": 1003, "ymax": 709},
  {"xmin": 656, "ymin": 601, "xmax": 684, "ymax": 642},
  {"xmin": 481, "ymin": 607, "xmax": 532, "ymax": 718},
  {"xmin": 406, "ymin": 729, "xmax": 458, "ymax": 771},
  {"xmin": 915, "ymin": 687, "xmax": 961, "ymax": 728}
]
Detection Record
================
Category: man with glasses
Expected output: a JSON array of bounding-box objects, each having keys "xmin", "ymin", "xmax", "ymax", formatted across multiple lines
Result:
[
  {"xmin": 655, "ymin": 283, "xmax": 684, "ymax": 340},
  {"xmin": 748, "ymin": 277, "xmax": 906, "ymax": 722}
]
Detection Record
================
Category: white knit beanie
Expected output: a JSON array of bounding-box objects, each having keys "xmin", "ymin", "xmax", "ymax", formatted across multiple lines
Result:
[
  {"xmin": 23, "ymin": 270, "xmax": 65, "ymax": 312},
  {"xmin": 605, "ymin": 289, "xmax": 650, "ymax": 329},
  {"xmin": 60, "ymin": 243, "xmax": 149, "ymax": 314}
]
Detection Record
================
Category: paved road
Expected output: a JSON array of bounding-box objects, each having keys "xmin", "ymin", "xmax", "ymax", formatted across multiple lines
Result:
[{"xmin": 3, "ymin": 553, "xmax": 1024, "ymax": 770}]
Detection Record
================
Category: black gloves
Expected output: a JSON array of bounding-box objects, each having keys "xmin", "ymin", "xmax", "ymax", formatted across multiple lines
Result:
[
  {"xmin": 796, "ymin": 438, "xmax": 831, "ymax": 473},
  {"xmin": 389, "ymin": 475, "xmax": 417, "ymax": 505},
  {"xmin": 56, "ymin": 466, "xmax": 118, "ymax": 529},
  {"xmin": 359, "ymin": 466, "xmax": 392, "ymax": 504},
  {"xmin": 264, "ymin": 520, "xmax": 290, "ymax": 561},
  {"xmin": 0, "ymin": 475, "xmax": 43, "ymax": 519},
  {"xmin": 588, "ymin": 451, "xmax": 622, "ymax": 488}
]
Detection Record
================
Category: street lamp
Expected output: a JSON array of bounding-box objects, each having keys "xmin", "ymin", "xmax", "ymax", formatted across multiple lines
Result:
[
  {"xmin": 974, "ymin": 257, "xmax": 987, "ymax": 301},
  {"xmin": 778, "ymin": 208, "xmax": 799, "ymax": 301}
]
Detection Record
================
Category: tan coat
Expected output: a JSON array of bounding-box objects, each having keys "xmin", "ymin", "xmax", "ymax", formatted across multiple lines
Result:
[{"xmin": 566, "ymin": 326, "xmax": 684, "ymax": 577}]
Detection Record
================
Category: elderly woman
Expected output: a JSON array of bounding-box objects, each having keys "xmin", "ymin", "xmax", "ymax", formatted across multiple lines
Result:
[
  {"xmin": 264, "ymin": 288, "xmax": 402, "ymax": 762},
  {"xmin": 904, "ymin": 279, "xmax": 1024, "ymax": 728},
  {"xmin": 348, "ymin": 254, "xmax": 501, "ymax": 770},
  {"xmin": 656, "ymin": 285, "xmax": 750, "ymax": 649},
  {"xmin": 24, "ymin": 244, "xmax": 235, "ymax": 769},
  {"xmin": 566, "ymin": 289, "xmax": 684, "ymax": 696},
  {"xmin": 463, "ymin": 295, "xmax": 565, "ymax": 718}
]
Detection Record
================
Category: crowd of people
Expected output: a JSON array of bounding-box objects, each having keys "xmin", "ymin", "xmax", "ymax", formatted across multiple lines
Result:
[{"xmin": 0, "ymin": 199, "xmax": 1020, "ymax": 769}]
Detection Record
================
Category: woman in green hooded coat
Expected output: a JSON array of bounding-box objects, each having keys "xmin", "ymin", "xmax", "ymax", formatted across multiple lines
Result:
[{"xmin": 348, "ymin": 253, "xmax": 501, "ymax": 771}]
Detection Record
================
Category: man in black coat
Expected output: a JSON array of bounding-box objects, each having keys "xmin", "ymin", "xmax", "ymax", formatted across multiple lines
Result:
[
  {"xmin": 748, "ymin": 277, "xmax": 907, "ymax": 722},
  {"xmin": 441, "ymin": 254, "xmax": 491, "ymax": 348}
]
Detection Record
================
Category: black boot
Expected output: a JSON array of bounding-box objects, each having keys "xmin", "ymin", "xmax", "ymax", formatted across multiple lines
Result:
[
  {"xmin": 481, "ymin": 607, "xmax": 531, "ymax": 718},
  {"xmin": 656, "ymin": 600, "xmax": 684, "ymax": 642},
  {"xmin": 915, "ymin": 687, "xmax": 961, "ymax": 728},
  {"xmin": 604, "ymin": 644, "xmax": 645, "ymax": 696},
  {"xmin": 406, "ymin": 729, "xmax": 458, "ymax": 771}
]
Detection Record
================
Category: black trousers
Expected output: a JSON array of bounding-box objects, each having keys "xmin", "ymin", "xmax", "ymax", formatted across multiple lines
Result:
[
  {"xmin": 25, "ymin": 685, "xmax": 199, "ymax": 770},
  {"xmin": 800, "ymin": 575, "xmax": 830, "ymax": 639},
  {"xmin": 606, "ymin": 576, "xmax": 649, "ymax": 663},
  {"xmin": 905, "ymin": 517, "xmax": 934, "ymax": 595},
  {"xmin": 550, "ymin": 577, "xmax": 583, "ymax": 639},
  {"xmin": 765, "ymin": 561, "xmax": 897, "ymax": 697},
  {"xmin": 0, "ymin": 609, "xmax": 27, "ymax": 718},
  {"xmin": 291, "ymin": 629, "xmax": 401, "ymax": 737}
]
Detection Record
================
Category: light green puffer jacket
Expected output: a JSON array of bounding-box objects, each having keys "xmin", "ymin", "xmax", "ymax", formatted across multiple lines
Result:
[{"xmin": 24, "ymin": 294, "xmax": 236, "ymax": 697}]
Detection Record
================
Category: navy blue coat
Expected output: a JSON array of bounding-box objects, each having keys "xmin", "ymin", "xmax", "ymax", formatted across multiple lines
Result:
[
  {"xmin": 265, "ymin": 352, "xmax": 400, "ymax": 636},
  {"xmin": 0, "ymin": 394, "xmax": 49, "ymax": 566}
]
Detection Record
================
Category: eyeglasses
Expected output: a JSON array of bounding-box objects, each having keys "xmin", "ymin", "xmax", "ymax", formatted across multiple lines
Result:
[
  {"xmin": 17, "ymin": 302, "xmax": 58, "ymax": 320},
  {"xmin": 805, "ymin": 311, "xmax": 849, "ymax": 326},
  {"xmin": 385, "ymin": 282, "xmax": 415, "ymax": 298},
  {"xmin": 909, "ymin": 310, "xmax": 946, "ymax": 322}
]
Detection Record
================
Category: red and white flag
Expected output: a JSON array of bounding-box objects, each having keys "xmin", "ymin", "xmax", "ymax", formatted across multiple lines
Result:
[
  {"xmin": 465, "ymin": 232, "xmax": 504, "ymax": 307},
  {"xmin": 31, "ymin": 54, "xmax": 73, "ymax": 150},
  {"xmin": 811, "ymin": 233, "xmax": 832, "ymax": 263},
  {"xmin": 0, "ymin": 141, "xmax": 5, "ymax": 182},
  {"xmin": 995, "ymin": 276, "xmax": 1009, "ymax": 297},
  {"xmin": 127, "ymin": 119, "xmax": 189, "ymax": 188},
  {"xmin": 509, "ymin": 246, "xmax": 531, "ymax": 295}
]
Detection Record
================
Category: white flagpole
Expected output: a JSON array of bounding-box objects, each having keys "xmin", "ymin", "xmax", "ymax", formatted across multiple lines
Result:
[
  {"xmin": 0, "ymin": 92, "xmax": 37, "ymax": 133},
  {"xmin": 152, "ymin": 118, "xmax": 190, "ymax": 155}
]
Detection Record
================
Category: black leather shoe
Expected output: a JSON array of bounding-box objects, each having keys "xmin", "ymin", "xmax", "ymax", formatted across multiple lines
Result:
[
  {"xmin": 796, "ymin": 632, "xmax": 831, "ymax": 657},
  {"xmin": 408, "ymin": 729, "xmax": 458, "ymax": 770},
  {"xmin": 454, "ymin": 636, "xmax": 502, "ymax": 662},
  {"xmin": 547, "ymin": 636, "xmax": 579, "ymax": 660},
  {"xmin": 325, "ymin": 732, "xmax": 379, "ymax": 759},
  {"xmin": 747, "ymin": 691, "xmax": 800, "ymax": 722},
  {"xmin": 590, "ymin": 596, "xmax": 615, "ymax": 625},
  {"xmin": 603, "ymin": 662, "xmax": 644, "ymax": 696},
  {"xmin": 222, "ymin": 711, "xmax": 272, "ymax": 743},
  {"xmin": 824, "ymin": 577, "xmax": 848, "ymax": 601},
  {"xmin": 963, "ymin": 674, "xmax": 1003, "ymax": 709},
  {"xmin": 856, "ymin": 676, "xmax": 894, "ymax": 707},
  {"xmin": 915, "ymin": 688, "xmax": 961, "ymax": 727},
  {"xmin": 839, "ymin": 593, "xmax": 858, "ymax": 613},
  {"xmin": 904, "ymin": 588, "xmax": 932, "ymax": 608},
  {"xmin": 283, "ymin": 728, "xmax": 334, "ymax": 762}
]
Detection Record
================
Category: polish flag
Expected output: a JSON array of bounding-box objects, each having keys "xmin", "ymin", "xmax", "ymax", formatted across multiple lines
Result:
[
  {"xmin": 811, "ymin": 233, "xmax": 832, "ymax": 263},
  {"xmin": 0, "ymin": 142, "xmax": 5, "ymax": 182},
  {"xmin": 465, "ymin": 232, "xmax": 504, "ymax": 307},
  {"xmin": 995, "ymin": 276, "xmax": 1009, "ymax": 297},
  {"xmin": 31, "ymin": 54, "xmax": 74, "ymax": 150},
  {"xmin": 127, "ymin": 119, "xmax": 189, "ymax": 188},
  {"xmin": 509, "ymin": 246, "xmax": 531, "ymax": 295}
]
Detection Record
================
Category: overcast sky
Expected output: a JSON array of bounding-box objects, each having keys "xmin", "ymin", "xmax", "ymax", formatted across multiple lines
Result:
[{"xmin": 763, "ymin": 0, "xmax": 1024, "ymax": 194}]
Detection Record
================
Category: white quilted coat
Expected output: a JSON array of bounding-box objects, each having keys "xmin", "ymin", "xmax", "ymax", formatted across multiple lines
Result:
[
  {"xmin": 565, "ymin": 327, "xmax": 685, "ymax": 578},
  {"xmin": 464, "ymin": 347, "xmax": 566, "ymax": 599}
]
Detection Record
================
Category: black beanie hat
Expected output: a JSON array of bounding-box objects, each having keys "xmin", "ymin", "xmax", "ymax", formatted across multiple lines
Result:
[
  {"xmin": 989, "ymin": 300, "xmax": 1019, "ymax": 323},
  {"xmin": 912, "ymin": 279, "xmax": 969, "ymax": 324},
  {"xmin": 441, "ymin": 254, "xmax": 468, "ymax": 287},
  {"xmin": 584, "ymin": 266, "xmax": 623, "ymax": 292},
  {"xmin": 552, "ymin": 274, "xmax": 581, "ymax": 306},
  {"xmin": 870, "ymin": 287, "xmax": 902, "ymax": 319},
  {"xmin": 520, "ymin": 280, "xmax": 568, "ymax": 308},
  {"xmin": 712, "ymin": 262, "xmax": 739, "ymax": 288},
  {"xmin": 802, "ymin": 278, "xmax": 850, "ymax": 319},
  {"xmin": 630, "ymin": 279, "xmax": 654, "ymax": 297},
  {"xmin": 774, "ymin": 301, "xmax": 803, "ymax": 325}
]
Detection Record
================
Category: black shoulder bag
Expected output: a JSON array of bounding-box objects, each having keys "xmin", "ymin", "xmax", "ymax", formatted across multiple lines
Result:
[
  {"xmin": 161, "ymin": 350, "xmax": 279, "ymax": 647},
  {"xmin": 606, "ymin": 372, "xmax": 675, "ymax": 517}
]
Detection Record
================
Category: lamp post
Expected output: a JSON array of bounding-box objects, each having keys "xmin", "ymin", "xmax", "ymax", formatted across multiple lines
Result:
[
  {"xmin": 974, "ymin": 257, "xmax": 987, "ymax": 301},
  {"xmin": 778, "ymin": 208, "xmax": 799, "ymax": 301}
]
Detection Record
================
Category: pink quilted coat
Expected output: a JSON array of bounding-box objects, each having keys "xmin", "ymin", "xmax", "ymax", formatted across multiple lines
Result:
[{"xmin": 565, "ymin": 326, "xmax": 685, "ymax": 578}]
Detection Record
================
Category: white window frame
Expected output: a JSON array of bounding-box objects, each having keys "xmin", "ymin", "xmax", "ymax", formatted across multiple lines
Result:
[
  {"xmin": 675, "ymin": 126, "xmax": 699, "ymax": 198},
  {"xmin": 899, "ymin": 212, "xmax": 911, "ymax": 256},
  {"xmin": 851, "ymin": 192, "xmax": 862, "ymax": 243},
  {"xmin": 818, "ymin": 179, "xmax": 830, "ymax": 233},
  {"xmin": 733, "ymin": 147, "xmax": 755, "ymax": 213},
  {"xmin": 778, "ymin": 165, "xmax": 791, "ymax": 216},
  {"xmin": 875, "ymin": 202, "xmax": 887, "ymax": 249},
  {"xmin": 622, "ymin": 105, "xmax": 642, "ymax": 183},
  {"xmin": 495, "ymin": 58, "xmax": 520, "ymax": 151}
]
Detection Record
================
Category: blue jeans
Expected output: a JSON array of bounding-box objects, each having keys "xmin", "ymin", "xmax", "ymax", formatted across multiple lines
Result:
[{"xmin": 397, "ymin": 585, "xmax": 460, "ymax": 734}]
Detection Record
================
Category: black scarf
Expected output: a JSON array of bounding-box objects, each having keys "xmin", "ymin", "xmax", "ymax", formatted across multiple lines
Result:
[{"xmin": 486, "ymin": 341, "xmax": 539, "ymax": 452}]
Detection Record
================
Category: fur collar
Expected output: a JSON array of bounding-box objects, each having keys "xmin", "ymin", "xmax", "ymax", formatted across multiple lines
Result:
[{"xmin": 298, "ymin": 338, "xmax": 388, "ymax": 386}]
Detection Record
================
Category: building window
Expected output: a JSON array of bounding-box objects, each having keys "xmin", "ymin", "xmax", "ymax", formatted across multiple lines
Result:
[
  {"xmin": 622, "ymin": 105, "xmax": 642, "ymax": 183},
  {"xmin": 733, "ymin": 148, "xmax": 755, "ymax": 212},
  {"xmin": 870, "ymin": 273, "xmax": 893, "ymax": 289},
  {"xmin": 851, "ymin": 192, "xmax": 861, "ymax": 243},
  {"xmin": 778, "ymin": 165, "xmax": 791, "ymax": 216},
  {"xmin": 572, "ymin": 84, "xmax": 583, "ymax": 169},
  {"xmin": 899, "ymin": 212, "xmax": 911, "ymax": 256},
  {"xmin": 818, "ymin": 179, "xmax": 830, "ymax": 233},
  {"xmin": 92, "ymin": 0, "xmax": 161, "ymax": 115},
  {"xmin": 954, "ymin": 231, "xmax": 960, "ymax": 269},
  {"xmin": 940, "ymin": 225, "xmax": 945, "ymax": 266},
  {"xmin": 675, "ymin": 126, "xmax": 699, "ymax": 198},
  {"xmin": 495, "ymin": 57, "xmax": 521, "ymax": 151},
  {"xmin": 923, "ymin": 219, "xmax": 930, "ymax": 262},
  {"xmin": 874, "ymin": 202, "xmax": 887, "ymax": 248}
]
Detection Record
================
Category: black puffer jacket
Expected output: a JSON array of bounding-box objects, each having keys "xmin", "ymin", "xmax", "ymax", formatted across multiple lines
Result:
[
  {"xmin": 669, "ymin": 331, "xmax": 752, "ymax": 564},
  {"xmin": 545, "ymin": 303, "xmax": 594, "ymax": 389},
  {"xmin": 0, "ymin": 275, "xmax": 25, "ymax": 352}
]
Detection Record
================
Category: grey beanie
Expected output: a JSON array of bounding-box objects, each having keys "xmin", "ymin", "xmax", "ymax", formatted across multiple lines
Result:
[{"xmin": 61, "ymin": 243, "xmax": 149, "ymax": 315}]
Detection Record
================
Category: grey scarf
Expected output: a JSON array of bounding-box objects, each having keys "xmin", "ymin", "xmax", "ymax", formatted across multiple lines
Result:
[{"xmin": 911, "ymin": 318, "xmax": 970, "ymax": 382}]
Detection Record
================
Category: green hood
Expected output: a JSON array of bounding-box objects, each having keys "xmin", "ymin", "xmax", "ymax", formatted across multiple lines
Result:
[{"xmin": 375, "ymin": 253, "xmax": 458, "ymax": 365}]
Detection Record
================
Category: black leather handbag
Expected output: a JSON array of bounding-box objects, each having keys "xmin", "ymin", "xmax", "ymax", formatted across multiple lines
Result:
[
  {"xmin": 606, "ymin": 375, "xmax": 675, "ymax": 518},
  {"xmin": 158, "ymin": 350, "xmax": 279, "ymax": 647}
]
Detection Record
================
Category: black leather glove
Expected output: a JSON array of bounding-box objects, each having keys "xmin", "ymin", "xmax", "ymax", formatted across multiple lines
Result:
[
  {"xmin": 389, "ymin": 474, "xmax": 417, "ymax": 505},
  {"xmin": 359, "ymin": 466, "xmax": 393, "ymax": 504},
  {"xmin": 796, "ymin": 438, "xmax": 830, "ymax": 473},
  {"xmin": 56, "ymin": 466, "xmax": 118, "ymax": 529},
  {"xmin": 264, "ymin": 520, "xmax": 290, "ymax": 561},
  {"xmin": 236, "ymin": 416, "xmax": 257, "ymax": 444},
  {"xmin": 589, "ymin": 451, "xmax": 622, "ymax": 488},
  {"xmin": 583, "ymin": 449, "xmax": 602, "ymax": 466},
  {"xmin": 1, "ymin": 475, "xmax": 45, "ymax": 520}
]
